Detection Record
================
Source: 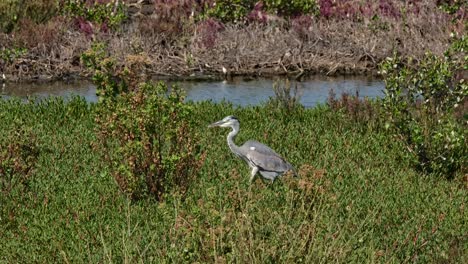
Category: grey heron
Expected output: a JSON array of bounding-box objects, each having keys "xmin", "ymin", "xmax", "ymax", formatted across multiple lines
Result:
[{"xmin": 209, "ymin": 115, "xmax": 295, "ymax": 183}]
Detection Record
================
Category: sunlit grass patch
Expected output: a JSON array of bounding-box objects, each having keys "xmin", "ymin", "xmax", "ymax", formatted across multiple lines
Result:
[{"xmin": 0, "ymin": 96, "xmax": 466, "ymax": 262}]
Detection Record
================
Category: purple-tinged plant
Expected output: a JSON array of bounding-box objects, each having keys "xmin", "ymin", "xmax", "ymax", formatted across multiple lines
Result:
[
  {"xmin": 196, "ymin": 18, "xmax": 225, "ymax": 49},
  {"xmin": 378, "ymin": 0, "xmax": 400, "ymax": 19},
  {"xmin": 247, "ymin": 1, "xmax": 268, "ymax": 24},
  {"xmin": 359, "ymin": 2, "xmax": 374, "ymax": 18},
  {"xmin": 318, "ymin": 0, "xmax": 361, "ymax": 20},
  {"xmin": 336, "ymin": 1, "xmax": 358, "ymax": 19},
  {"xmin": 75, "ymin": 17, "xmax": 94, "ymax": 36},
  {"xmin": 318, "ymin": 0, "xmax": 418, "ymax": 21},
  {"xmin": 319, "ymin": 0, "xmax": 333, "ymax": 18},
  {"xmin": 291, "ymin": 15, "xmax": 313, "ymax": 39},
  {"xmin": 100, "ymin": 21, "xmax": 109, "ymax": 33}
]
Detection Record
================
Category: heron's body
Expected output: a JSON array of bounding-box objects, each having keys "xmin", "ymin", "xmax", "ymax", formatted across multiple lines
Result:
[{"xmin": 209, "ymin": 115, "xmax": 295, "ymax": 183}]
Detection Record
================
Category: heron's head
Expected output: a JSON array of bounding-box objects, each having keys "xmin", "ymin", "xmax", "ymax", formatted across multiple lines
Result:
[{"xmin": 208, "ymin": 115, "xmax": 239, "ymax": 128}]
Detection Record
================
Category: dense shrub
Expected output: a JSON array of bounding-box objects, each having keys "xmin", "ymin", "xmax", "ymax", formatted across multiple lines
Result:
[
  {"xmin": 94, "ymin": 82, "xmax": 205, "ymax": 201},
  {"xmin": 82, "ymin": 42, "xmax": 205, "ymax": 201},
  {"xmin": 81, "ymin": 42, "xmax": 130, "ymax": 98},
  {"xmin": 203, "ymin": 0, "xmax": 318, "ymax": 23},
  {"xmin": 264, "ymin": 0, "xmax": 318, "ymax": 16},
  {"xmin": 437, "ymin": 0, "xmax": 467, "ymax": 15},
  {"xmin": 380, "ymin": 35, "xmax": 467, "ymax": 176},
  {"xmin": 203, "ymin": 0, "xmax": 256, "ymax": 23},
  {"xmin": 0, "ymin": 47, "xmax": 27, "ymax": 64},
  {"xmin": 318, "ymin": 0, "xmax": 406, "ymax": 20},
  {"xmin": 0, "ymin": 124, "xmax": 40, "ymax": 196},
  {"xmin": 60, "ymin": 0, "xmax": 126, "ymax": 35},
  {"xmin": 0, "ymin": 0, "xmax": 58, "ymax": 33}
]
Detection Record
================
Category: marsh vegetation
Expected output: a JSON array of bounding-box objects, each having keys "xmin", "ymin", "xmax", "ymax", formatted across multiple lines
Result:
[
  {"xmin": 0, "ymin": 0, "xmax": 467, "ymax": 263},
  {"xmin": 1, "ymin": 91, "xmax": 466, "ymax": 263},
  {"xmin": 0, "ymin": 0, "xmax": 466, "ymax": 81},
  {"xmin": 1, "ymin": 38, "xmax": 467, "ymax": 264}
]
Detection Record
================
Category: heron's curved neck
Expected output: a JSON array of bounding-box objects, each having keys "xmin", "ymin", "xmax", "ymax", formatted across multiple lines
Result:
[{"xmin": 227, "ymin": 124, "xmax": 241, "ymax": 155}]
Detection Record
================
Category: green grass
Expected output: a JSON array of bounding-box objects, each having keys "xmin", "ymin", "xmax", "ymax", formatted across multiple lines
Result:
[{"xmin": 0, "ymin": 97, "xmax": 466, "ymax": 263}]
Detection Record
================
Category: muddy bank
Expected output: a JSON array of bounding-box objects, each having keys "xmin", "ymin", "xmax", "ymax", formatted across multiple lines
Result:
[{"xmin": 0, "ymin": 5, "xmax": 459, "ymax": 82}]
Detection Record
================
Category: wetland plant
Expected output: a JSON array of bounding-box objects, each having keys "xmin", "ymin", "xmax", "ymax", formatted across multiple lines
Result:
[
  {"xmin": 380, "ymin": 36, "xmax": 467, "ymax": 177},
  {"xmin": 83, "ymin": 42, "xmax": 205, "ymax": 200}
]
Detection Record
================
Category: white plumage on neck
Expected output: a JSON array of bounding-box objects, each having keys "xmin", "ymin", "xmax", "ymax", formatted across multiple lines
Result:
[{"xmin": 227, "ymin": 124, "xmax": 241, "ymax": 157}]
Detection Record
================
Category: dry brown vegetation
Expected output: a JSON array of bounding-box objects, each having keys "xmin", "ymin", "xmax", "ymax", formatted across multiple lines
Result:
[{"xmin": 0, "ymin": 0, "xmax": 464, "ymax": 81}]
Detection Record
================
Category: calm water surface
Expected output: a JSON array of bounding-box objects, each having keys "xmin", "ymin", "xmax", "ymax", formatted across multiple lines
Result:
[{"xmin": 1, "ymin": 76, "xmax": 384, "ymax": 108}]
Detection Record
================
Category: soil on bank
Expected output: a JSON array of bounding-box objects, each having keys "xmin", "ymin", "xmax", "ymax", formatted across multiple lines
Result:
[{"xmin": 0, "ymin": 1, "xmax": 464, "ymax": 82}]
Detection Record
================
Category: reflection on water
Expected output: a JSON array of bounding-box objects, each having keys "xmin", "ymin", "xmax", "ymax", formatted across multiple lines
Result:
[
  {"xmin": 1, "ymin": 80, "xmax": 98, "ymax": 103},
  {"xmin": 1, "ymin": 76, "xmax": 384, "ymax": 108}
]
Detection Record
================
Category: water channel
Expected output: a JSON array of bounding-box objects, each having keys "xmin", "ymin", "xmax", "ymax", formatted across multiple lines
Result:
[{"xmin": 0, "ymin": 75, "xmax": 385, "ymax": 108}]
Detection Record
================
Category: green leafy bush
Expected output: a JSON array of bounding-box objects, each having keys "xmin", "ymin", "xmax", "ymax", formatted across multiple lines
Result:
[
  {"xmin": 83, "ymin": 42, "xmax": 205, "ymax": 201},
  {"xmin": 81, "ymin": 42, "xmax": 128, "ymax": 99},
  {"xmin": 0, "ymin": 0, "xmax": 58, "ymax": 33},
  {"xmin": 61, "ymin": 0, "xmax": 126, "ymax": 32},
  {"xmin": 380, "ymin": 35, "xmax": 467, "ymax": 176},
  {"xmin": 95, "ymin": 82, "xmax": 205, "ymax": 201},
  {"xmin": 204, "ymin": 0, "xmax": 256, "ymax": 23},
  {"xmin": 264, "ymin": 0, "xmax": 318, "ymax": 16},
  {"xmin": 0, "ymin": 47, "xmax": 27, "ymax": 63},
  {"xmin": 437, "ymin": 0, "xmax": 466, "ymax": 15}
]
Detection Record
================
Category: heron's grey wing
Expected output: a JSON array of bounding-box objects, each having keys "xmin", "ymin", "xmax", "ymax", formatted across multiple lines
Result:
[{"xmin": 241, "ymin": 140, "xmax": 294, "ymax": 173}]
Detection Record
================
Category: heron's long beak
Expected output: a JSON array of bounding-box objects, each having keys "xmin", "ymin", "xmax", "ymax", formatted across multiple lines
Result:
[{"xmin": 208, "ymin": 120, "xmax": 224, "ymax": 128}]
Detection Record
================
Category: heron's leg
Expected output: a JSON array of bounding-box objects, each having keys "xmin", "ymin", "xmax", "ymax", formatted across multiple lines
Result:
[{"xmin": 249, "ymin": 167, "xmax": 258, "ymax": 184}]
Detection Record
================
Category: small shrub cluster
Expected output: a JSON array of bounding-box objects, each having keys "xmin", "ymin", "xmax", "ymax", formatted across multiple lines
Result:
[
  {"xmin": 268, "ymin": 79, "xmax": 303, "ymax": 114},
  {"xmin": 0, "ymin": 0, "xmax": 58, "ymax": 33},
  {"xmin": 83, "ymin": 42, "xmax": 205, "ymax": 201},
  {"xmin": 200, "ymin": 0, "xmax": 465, "ymax": 24},
  {"xmin": 380, "ymin": 35, "xmax": 467, "ymax": 177},
  {"xmin": 0, "ymin": 47, "xmax": 27, "ymax": 64},
  {"xmin": 291, "ymin": 14, "xmax": 313, "ymax": 39},
  {"xmin": 203, "ymin": 0, "xmax": 426, "ymax": 23},
  {"xmin": 0, "ymin": 125, "xmax": 40, "ymax": 196},
  {"xmin": 12, "ymin": 17, "xmax": 68, "ymax": 50},
  {"xmin": 60, "ymin": 0, "xmax": 127, "ymax": 36},
  {"xmin": 137, "ymin": 0, "xmax": 201, "ymax": 40},
  {"xmin": 203, "ymin": 0, "xmax": 318, "ymax": 23},
  {"xmin": 203, "ymin": 0, "xmax": 255, "ymax": 23},
  {"xmin": 195, "ymin": 18, "xmax": 225, "ymax": 49},
  {"xmin": 437, "ymin": 0, "xmax": 466, "ymax": 15},
  {"xmin": 327, "ymin": 90, "xmax": 378, "ymax": 124},
  {"xmin": 94, "ymin": 82, "xmax": 205, "ymax": 201},
  {"xmin": 318, "ymin": 0, "xmax": 412, "ymax": 20},
  {"xmin": 264, "ymin": 0, "xmax": 319, "ymax": 17},
  {"xmin": 81, "ymin": 42, "xmax": 151, "ymax": 98}
]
